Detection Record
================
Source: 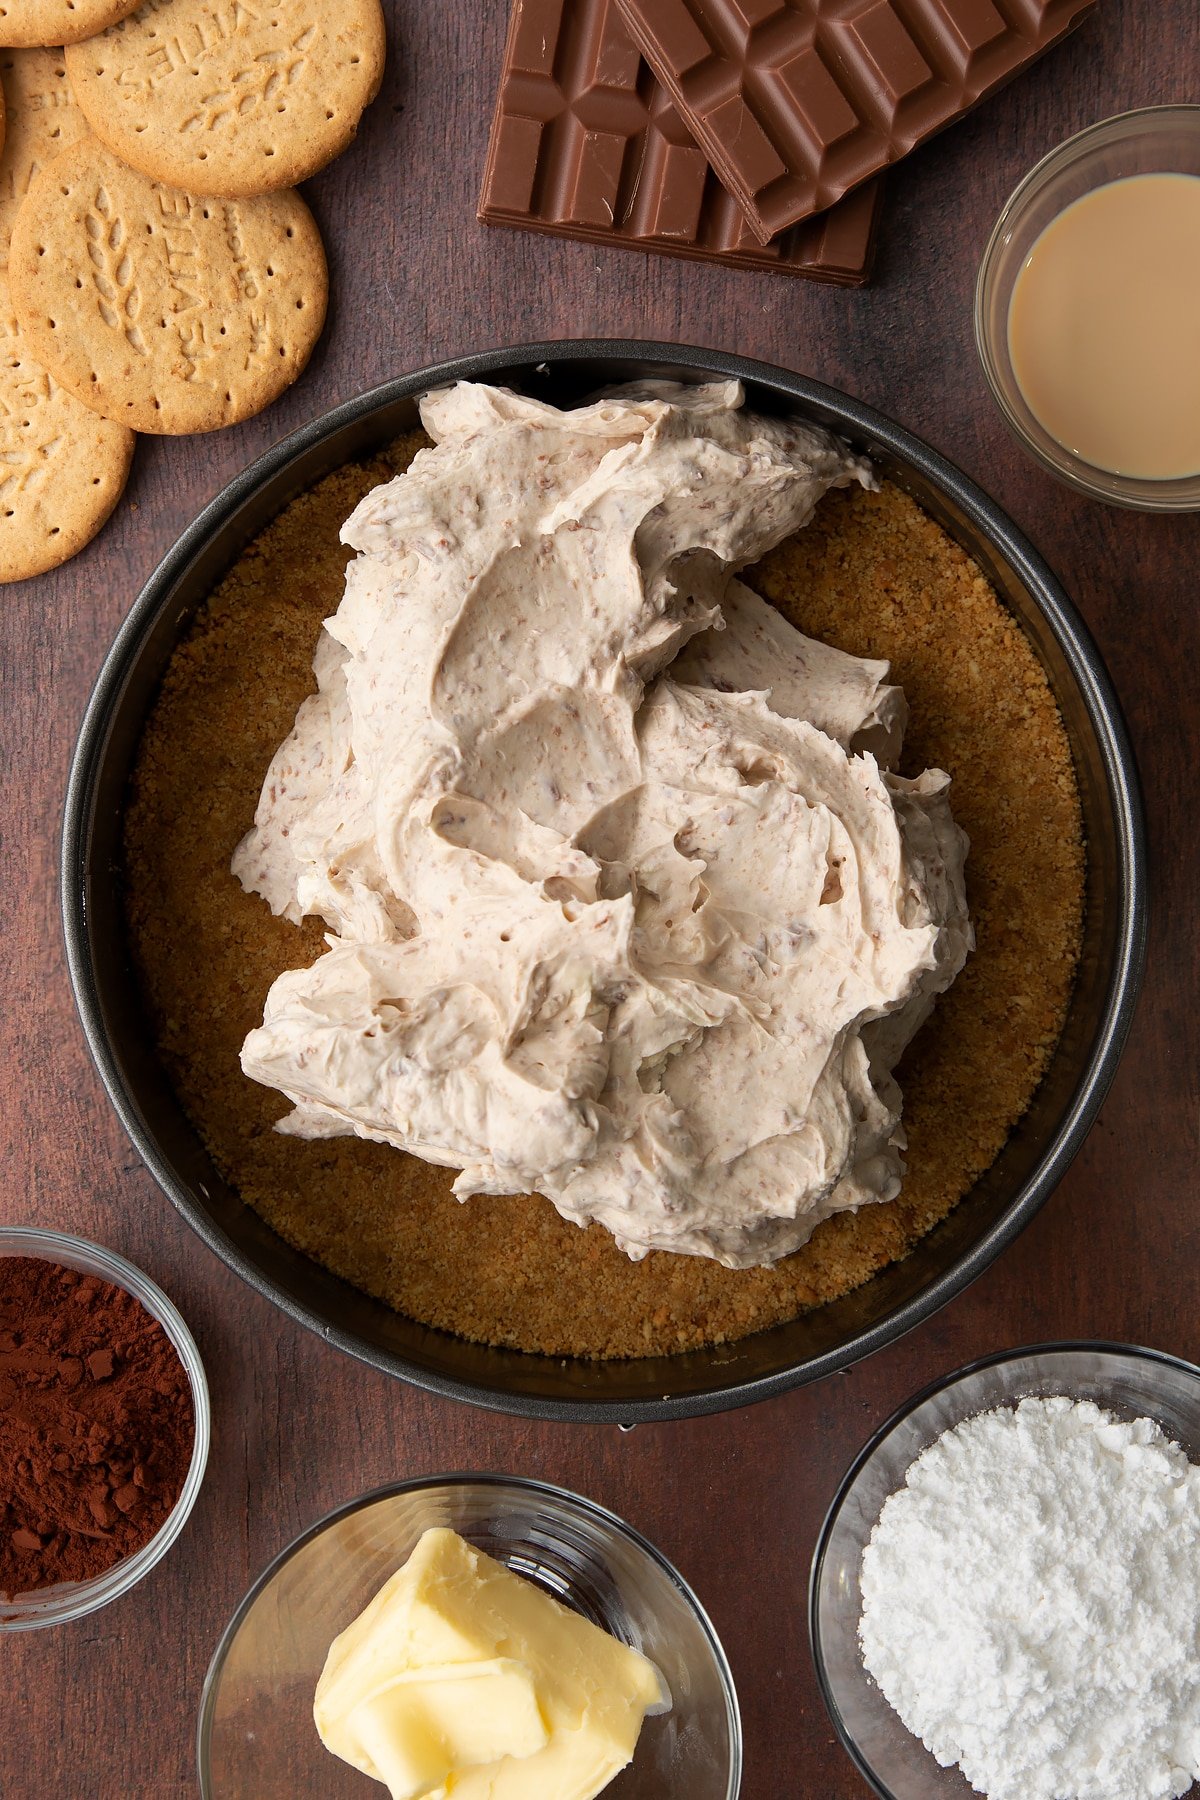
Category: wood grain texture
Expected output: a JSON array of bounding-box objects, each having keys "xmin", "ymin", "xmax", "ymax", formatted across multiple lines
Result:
[{"xmin": 1, "ymin": 1, "xmax": 1196, "ymax": 1793}]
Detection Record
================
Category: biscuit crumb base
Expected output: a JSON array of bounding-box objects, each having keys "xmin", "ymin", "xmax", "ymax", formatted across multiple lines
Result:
[{"xmin": 122, "ymin": 442, "xmax": 1084, "ymax": 1361}]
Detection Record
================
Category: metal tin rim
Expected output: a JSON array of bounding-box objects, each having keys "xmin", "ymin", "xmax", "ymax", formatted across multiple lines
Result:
[{"xmin": 61, "ymin": 338, "xmax": 1148, "ymax": 1422}]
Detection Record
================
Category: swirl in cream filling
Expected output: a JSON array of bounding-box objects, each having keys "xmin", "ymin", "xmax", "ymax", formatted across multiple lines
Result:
[{"xmin": 233, "ymin": 380, "xmax": 972, "ymax": 1267}]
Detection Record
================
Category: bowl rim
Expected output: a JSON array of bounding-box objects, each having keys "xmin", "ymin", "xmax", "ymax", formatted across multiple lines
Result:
[
  {"xmin": 974, "ymin": 103, "xmax": 1200, "ymax": 510},
  {"xmin": 61, "ymin": 337, "xmax": 1148, "ymax": 1423},
  {"xmin": 196, "ymin": 1468, "xmax": 743, "ymax": 1799},
  {"xmin": 0, "ymin": 1224, "xmax": 210, "ymax": 1630},
  {"xmin": 807, "ymin": 1338, "xmax": 1200, "ymax": 1799}
]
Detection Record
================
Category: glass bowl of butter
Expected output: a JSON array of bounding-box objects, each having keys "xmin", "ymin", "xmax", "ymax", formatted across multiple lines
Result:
[{"xmin": 198, "ymin": 1473, "xmax": 741, "ymax": 1800}]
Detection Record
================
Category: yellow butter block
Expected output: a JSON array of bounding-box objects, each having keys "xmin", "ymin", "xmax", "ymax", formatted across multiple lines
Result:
[
  {"xmin": 314, "ymin": 1526, "xmax": 667, "ymax": 1800},
  {"xmin": 347, "ymin": 1660, "xmax": 548, "ymax": 1799}
]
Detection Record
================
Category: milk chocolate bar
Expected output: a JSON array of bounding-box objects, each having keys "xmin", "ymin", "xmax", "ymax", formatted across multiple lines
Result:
[
  {"xmin": 479, "ymin": 0, "xmax": 883, "ymax": 285},
  {"xmin": 616, "ymin": 0, "xmax": 1095, "ymax": 243}
]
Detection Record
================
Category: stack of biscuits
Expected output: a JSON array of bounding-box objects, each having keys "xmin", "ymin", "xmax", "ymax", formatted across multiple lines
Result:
[{"xmin": 0, "ymin": 0, "xmax": 387, "ymax": 582}]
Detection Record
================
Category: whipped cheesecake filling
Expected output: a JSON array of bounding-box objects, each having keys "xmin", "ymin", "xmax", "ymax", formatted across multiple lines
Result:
[{"xmin": 233, "ymin": 379, "xmax": 972, "ymax": 1267}]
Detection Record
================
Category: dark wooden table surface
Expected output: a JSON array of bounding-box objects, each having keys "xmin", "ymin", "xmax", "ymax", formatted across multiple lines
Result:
[{"xmin": 3, "ymin": 2, "xmax": 1197, "ymax": 1794}]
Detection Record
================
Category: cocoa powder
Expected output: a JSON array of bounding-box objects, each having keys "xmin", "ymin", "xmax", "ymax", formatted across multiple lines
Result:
[{"xmin": 0, "ymin": 1255, "xmax": 195, "ymax": 1599}]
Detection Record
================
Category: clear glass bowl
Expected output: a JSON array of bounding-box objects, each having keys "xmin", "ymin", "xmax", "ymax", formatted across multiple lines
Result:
[
  {"xmin": 198, "ymin": 1473, "xmax": 742, "ymax": 1799},
  {"xmin": 975, "ymin": 105, "xmax": 1200, "ymax": 510},
  {"xmin": 809, "ymin": 1342, "xmax": 1200, "ymax": 1799},
  {"xmin": 0, "ymin": 1226, "xmax": 210, "ymax": 1631}
]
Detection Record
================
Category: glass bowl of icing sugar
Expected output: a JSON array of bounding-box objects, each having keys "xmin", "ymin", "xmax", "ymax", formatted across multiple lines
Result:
[{"xmin": 810, "ymin": 1342, "xmax": 1200, "ymax": 1800}]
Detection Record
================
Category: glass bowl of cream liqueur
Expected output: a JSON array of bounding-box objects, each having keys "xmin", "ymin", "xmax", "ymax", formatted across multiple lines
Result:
[{"xmin": 976, "ymin": 106, "xmax": 1200, "ymax": 509}]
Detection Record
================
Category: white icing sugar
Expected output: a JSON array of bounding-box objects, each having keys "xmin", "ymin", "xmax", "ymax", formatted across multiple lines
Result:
[{"xmin": 859, "ymin": 1394, "xmax": 1200, "ymax": 1800}]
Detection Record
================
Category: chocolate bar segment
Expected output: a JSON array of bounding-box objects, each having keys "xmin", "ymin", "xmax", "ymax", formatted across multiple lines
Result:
[
  {"xmin": 479, "ymin": 0, "xmax": 883, "ymax": 285},
  {"xmin": 615, "ymin": 0, "xmax": 1095, "ymax": 243}
]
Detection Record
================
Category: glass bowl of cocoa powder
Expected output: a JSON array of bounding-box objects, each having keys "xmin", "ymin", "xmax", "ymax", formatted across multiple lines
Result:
[{"xmin": 0, "ymin": 1226, "xmax": 210, "ymax": 1630}]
